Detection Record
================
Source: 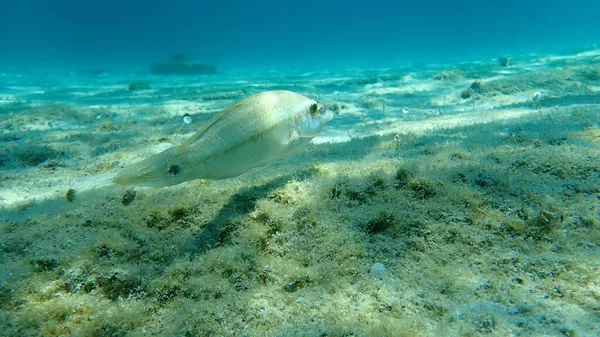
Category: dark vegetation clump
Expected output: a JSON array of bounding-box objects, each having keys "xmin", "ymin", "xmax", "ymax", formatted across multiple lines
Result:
[
  {"xmin": 473, "ymin": 172, "xmax": 499, "ymax": 189},
  {"xmin": 394, "ymin": 167, "xmax": 412, "ymax": 188},
  {"xmin": 0, "ymin": 282, "xmax": 13, "ymax": 308},
  {"xmin": 283, "ymin": 276, "xmax": 311, "ymax": 293},
  {"xmin": 407, "ymin": 179, "xmax": 438, "ymax": 199},
  {"xmin": 583, "ymin": 66, "xmax": 600, "ymax": 80},
  {"xmin": 169, "ymin": 207, "xmax": 188, "ymax": 221},
  {"xmin": 525, "ymin": 210, "xmax": 561, "ymax": 240},
  {"xmin": 328, "ymin": 173, "xmax": 387, "ymax": 204},
  {"xmin": 31, "ymin": 258, "xmax": 59, "ymax": 272},
  {"xmin": 432, "ymin": 69, "xmax": 464, "ymax": 80},
  {"xmin": 92, "ymin": 323, "xmax": 127, "ymax": 337},
  {"xmin": 127, "ymin": 81, "xmax": 150, "ymax": 91},
  {"xmin": 469, "ymin": 80, "xmax": 485, "ymax": 93},
  {"xmin": 65, "ymin": 188, "xmax": 76, "ymax": 202},
  {"xmin": 153, "ymin": 284, "xmax": 191, "ymax": 304},
  {"xmin": 291, "ymin": 206, "xmax": 318, "ymax": 231},
  {"xmin": 145, "ymin": 205, "xmax": 192, "ymax": 231},
  {"xmin": 121, "ymin": 189, "xmax": 137, "ymax": 206},
  {"xmin": 450, "ymin": 152, "xmax": 467, "ymax": 160},
  {"xmin": 461, "ymin": 80, "xmax": 487, "ymax": 99},
  {"xmin": 342, "ymin": 76, "xmax": 379, "ymax": 86},
  {"xmin": 97, "ymin": 272, "xmax": 145, "ymax": 301},
  {"xmin": 364, "ymin": 211, "xmax": 397, "ymax": 234},
  {"xmin": 365, "ymin": 173, "xmax": 387, "ymax": 193},
  {"xmin": 452, "ymin": 172, "xmax": 469, "ymax": 184},
  {"xmin": 202, "ymin": 90, "xmax": 245, "ymax": 101},
  {"xmin": 461, "ymin": 89, "xmax": 474, "ymax": 99},
  {"xmin": 498, "ymin": 56, "xmax": 511, "ymax": 67},
  {"xmin": 61, "ymin": 270, "xmax": 97, "ymax": 294},
  {"xmin": 13, "ymin": 145, "xmax": 60, "ymax": 167}
]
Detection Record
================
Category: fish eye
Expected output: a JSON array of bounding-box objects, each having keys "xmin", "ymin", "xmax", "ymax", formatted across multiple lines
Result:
[{"xmin": 309, "ymin": 103, "xmax": 318, "ymax": 115}]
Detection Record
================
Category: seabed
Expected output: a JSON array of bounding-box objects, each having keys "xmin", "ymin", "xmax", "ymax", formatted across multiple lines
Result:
[{"xmin": 1, "ymin": 49, "xmax": 599, "ymax": 336}]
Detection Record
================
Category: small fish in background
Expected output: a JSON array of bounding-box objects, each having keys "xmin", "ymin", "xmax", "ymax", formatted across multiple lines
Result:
[{"xmin": 114, "ymin": 90, "xmax": 334, "ymax": 187}]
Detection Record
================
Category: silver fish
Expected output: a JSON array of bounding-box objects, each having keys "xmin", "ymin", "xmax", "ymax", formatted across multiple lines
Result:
[{"xmin": 114, "ymin": 90, "xmax": 333, "ymax": 187}]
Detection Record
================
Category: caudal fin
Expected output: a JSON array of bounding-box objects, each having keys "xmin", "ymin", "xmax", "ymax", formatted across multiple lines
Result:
[{"xmin": 114, "ymin": 147, "xmax": 187, "ymax": 187}]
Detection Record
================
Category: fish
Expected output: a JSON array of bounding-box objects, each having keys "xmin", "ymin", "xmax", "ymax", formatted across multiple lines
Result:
[{"xmin": 114, "ymin": 90, "xmax": 334, "ymax": 187}]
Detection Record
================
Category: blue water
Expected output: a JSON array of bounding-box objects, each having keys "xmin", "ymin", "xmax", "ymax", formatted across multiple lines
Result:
[{"xmin": 1, "ymin": 0, "xmax": 599, "ymax": 72}]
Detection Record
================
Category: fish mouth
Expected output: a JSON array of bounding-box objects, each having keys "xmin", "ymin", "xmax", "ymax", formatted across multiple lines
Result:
[
  {"xmin": 296, "ymin": 108, "xmax": 334, "ymax": 138},
  {"xmin": 324, "ymin": 109, "xmax": 334, "ymax": 122}
]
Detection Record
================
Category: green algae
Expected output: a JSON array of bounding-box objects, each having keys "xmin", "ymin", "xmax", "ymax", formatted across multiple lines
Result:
[
  {"xmin": 2, "ymin": 107, "xmax": 598, "ymax": 336},
  {"xmin": 1, "ymin": 52, "xmax": 600, "ymax": 336}
]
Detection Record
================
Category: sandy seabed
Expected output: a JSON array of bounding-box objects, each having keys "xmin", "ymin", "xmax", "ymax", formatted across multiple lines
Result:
[{"xmin": 1, "ymin": 50, "xmax": 599, "ymax": 336}]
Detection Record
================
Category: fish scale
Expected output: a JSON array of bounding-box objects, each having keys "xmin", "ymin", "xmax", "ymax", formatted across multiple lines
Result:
[{"xmin": 114, "ymin": 90, "xmax": 333, "ymax": 187}]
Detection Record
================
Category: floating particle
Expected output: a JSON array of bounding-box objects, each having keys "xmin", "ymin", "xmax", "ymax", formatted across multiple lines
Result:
[
  {"xmin": 402, "ymin": 107, "xmax": 409, "ymax": 114},
  {"xmin": 370, "ymin": 263, "xmax": 387, "ymax": 277}
]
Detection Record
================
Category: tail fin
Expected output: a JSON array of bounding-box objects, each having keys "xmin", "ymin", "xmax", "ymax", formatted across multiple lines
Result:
[{"xmin": 114, "ymin": 147, "xmax": 187, "ymax": 187}]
